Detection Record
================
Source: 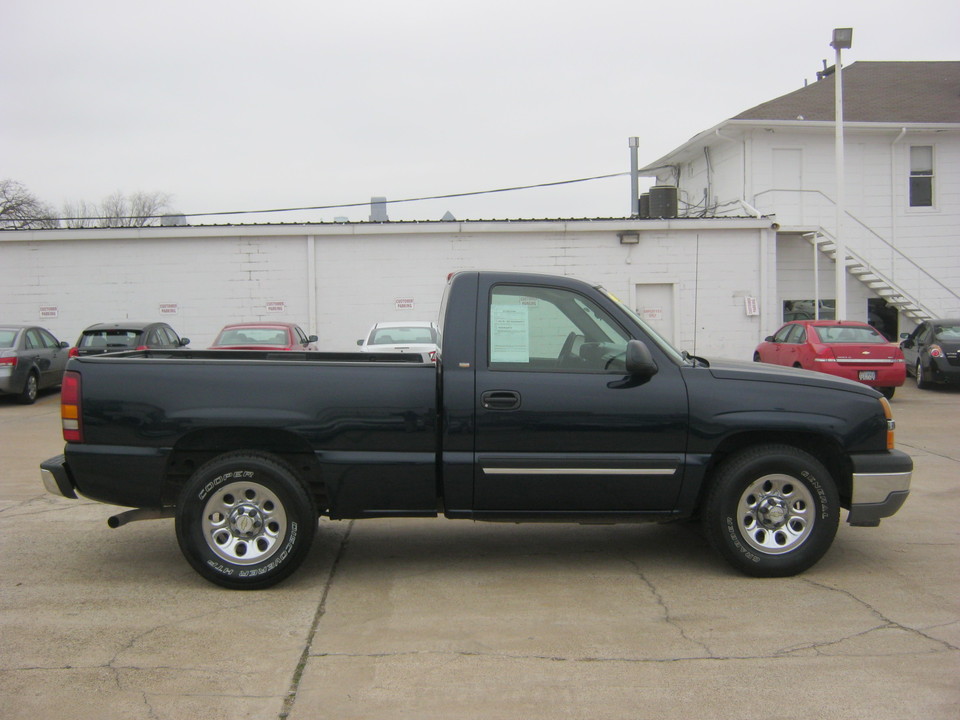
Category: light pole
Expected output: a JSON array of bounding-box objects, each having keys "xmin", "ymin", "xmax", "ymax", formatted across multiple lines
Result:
[{"xmin": 831, "ymin": 27, "xmax": 852, "ymax": 321}]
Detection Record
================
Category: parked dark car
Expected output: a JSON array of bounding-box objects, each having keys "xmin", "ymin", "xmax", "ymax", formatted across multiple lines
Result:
[
  {"xmin": 754, "ymin": 320, "xmax": 905, "ymax": 398},
  {"xmin": 209, "ymin": 322, "xmax": 318, "ymax": 351},
  {"xmin": 71, "ymin": 322, "xmax": 189, "ymax": 357},
  {"xmin": 900, "ymin": 318, "xmax": 960, "ymax": 388},
  {"xmin": 0, "ymin": 325, "xmax": 71, "ymax": 404}
]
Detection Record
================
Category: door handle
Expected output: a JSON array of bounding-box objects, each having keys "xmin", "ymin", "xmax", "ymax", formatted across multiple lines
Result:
[{"xmin": 481, "ymin": 390, "xmax": 521, "ymax": 410}]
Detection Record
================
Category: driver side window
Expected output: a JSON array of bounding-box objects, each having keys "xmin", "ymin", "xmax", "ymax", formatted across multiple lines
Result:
[{"xmin": 488, "ymin": 285, "xmax": 630, "ymax": 372}]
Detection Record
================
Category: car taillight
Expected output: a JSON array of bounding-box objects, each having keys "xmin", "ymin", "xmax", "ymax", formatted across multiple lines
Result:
[
  {"xmin": 0, "ymin": 354, "xmax": 17, "ymax": 367},
  {"xmin": 929, "ymin": 344, "xmax": 944, "ymax": 358},
  {"xmin": 61, "ymin": 371, "xmax": 83, "ymax": 443},
  {"xmin": 68, "ymin": 347, "xmax": 79, "ymax": 358},
  {"xmin": 136, "ymin": 345, "xmax": 148, "ymax": 351}
]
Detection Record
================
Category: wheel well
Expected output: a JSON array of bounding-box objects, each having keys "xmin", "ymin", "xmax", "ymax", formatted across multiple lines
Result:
[
  {"xmin": 698, "ymin": 431, "xmax": 852, "ymax": 511},
  {"xmin": 163, "ymin": 428, "xmax": 328, "ymax": 511}
]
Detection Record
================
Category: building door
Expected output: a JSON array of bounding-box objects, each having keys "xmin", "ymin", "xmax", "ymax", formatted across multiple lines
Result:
[
  {"xmin": 634, "ymin": 283, "xmax": 675, "ymax": 344},
  {"xmin": 772, "ymin": 148, "xmax": 803, "ymax": 225}
]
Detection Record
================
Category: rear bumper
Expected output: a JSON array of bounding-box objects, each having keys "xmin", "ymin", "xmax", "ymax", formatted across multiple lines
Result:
[
  {"xmin": 847, "ymin": 449, "xmax": 912, "ymax": 526},
  {"xmin": 40, "ymin": 455, "xmax": 78, "ymax": 499}
]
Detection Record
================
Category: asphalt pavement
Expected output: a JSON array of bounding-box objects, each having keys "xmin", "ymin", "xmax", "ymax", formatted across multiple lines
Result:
[{"xmin": 1, "ymin": 381, "xmax": 958, "ymax": 719}]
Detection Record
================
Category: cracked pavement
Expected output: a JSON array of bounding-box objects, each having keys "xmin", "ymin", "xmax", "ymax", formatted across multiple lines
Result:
[{"xmin": 1, "ymin": 383, "xmax": 958, "ymax": 719}]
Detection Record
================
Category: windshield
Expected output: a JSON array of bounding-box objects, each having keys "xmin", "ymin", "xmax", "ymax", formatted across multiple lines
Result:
[{"xmin": 598, "ymin": 287, "xmax": 687, "ymax": 364}]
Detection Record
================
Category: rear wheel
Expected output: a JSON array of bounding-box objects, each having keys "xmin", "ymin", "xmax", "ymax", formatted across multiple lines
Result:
[
  {"xmin": 702, "ymin": 444, "xmax": 839, "ymax": 577},
  {"xmin": 176, "ymin": 452, "xmax": 317, "ymax": 589},
  {"xmin": 16, "ymin": 372, "xmax": 38, "ymax": 404},
  {"xmin": 880, "ymin": 386, "xmax": 895, "ymax": 399},
  {"xmin": 916, "ymin": 361, "xmax": 932, "ymax": 389}
]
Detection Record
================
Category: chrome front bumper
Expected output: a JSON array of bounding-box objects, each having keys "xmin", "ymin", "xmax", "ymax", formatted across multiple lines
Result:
[{"xmin": 847, "ymin": 449, "xmax": 912, "ymax": 526}]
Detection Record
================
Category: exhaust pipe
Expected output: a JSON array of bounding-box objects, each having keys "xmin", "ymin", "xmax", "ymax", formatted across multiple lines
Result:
[{"xmin": 107, "ymin": 508, "xmax": 175, "ymax": 528}]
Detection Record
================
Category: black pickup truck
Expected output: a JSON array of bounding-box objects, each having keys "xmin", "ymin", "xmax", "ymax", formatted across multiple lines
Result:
[{"xmin": 41, "ymin": 271, "xmax": 912, "ymax": 589}]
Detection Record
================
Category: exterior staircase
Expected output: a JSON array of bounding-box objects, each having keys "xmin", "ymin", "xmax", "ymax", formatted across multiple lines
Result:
[{"xmin": 806, "ymin": 229, "xmax": 934, "ymax": 323}]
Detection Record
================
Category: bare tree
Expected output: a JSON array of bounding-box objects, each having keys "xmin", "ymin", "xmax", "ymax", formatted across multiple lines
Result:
[
  {"xmin": 60, "ymin": 199, "xmax": 100, "ymax": 228},
  {"xmin": 97, "ymin": 190, "xmax": 172, "ymax": 227},
  {"xmin": 0, "ymin": 179, "xmax": 59, "ymax": 229}
]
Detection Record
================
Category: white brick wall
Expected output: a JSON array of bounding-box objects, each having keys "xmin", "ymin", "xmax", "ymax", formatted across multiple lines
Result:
[{"xmin": 1, "ymin": 220, "xmax": 776, "ymax": 360}]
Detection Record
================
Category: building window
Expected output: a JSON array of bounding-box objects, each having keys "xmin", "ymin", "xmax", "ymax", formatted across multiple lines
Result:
[{"xmin": 909, "ymin": 146, "xmax": 933, "ymax": 207}]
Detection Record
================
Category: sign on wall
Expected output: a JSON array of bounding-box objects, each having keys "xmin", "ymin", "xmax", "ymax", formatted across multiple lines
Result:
[
  {"xmin": 159, "ymin": 303, "xmax": 179, "ymax": 315},
  {"xmin": 40, "ymin": 306, "xmax": 58, "ymax": 319},
  {"xmin": 395, "ymin": 297, "xmax": 415, "ymax": 310},
  {"xmin": 266, "ymin": 301, "xmax": 286, "ymax": 313}
]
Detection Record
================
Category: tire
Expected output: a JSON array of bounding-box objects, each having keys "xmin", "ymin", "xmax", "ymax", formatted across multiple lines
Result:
[
  {"xmin": 175, "ymin": 452, "xmax": 317, "ymax": 590},
  {"xmin": 880, "ymin": 386, "xmax": 895, "ymax": 399},
  {"xmin": 916, "ymin": 361, "xmax": 932, "ymax": 390},
  {"xmin": 752, "ymin": 352, "xmax": 761, "ymax": 362},
  {"xmin": 702, "ymin": 444, "xmax": 839, "ymax": 577},
  {"xmin": 16, "ymin": 372, "xmax": 39, "ymax": 404}
]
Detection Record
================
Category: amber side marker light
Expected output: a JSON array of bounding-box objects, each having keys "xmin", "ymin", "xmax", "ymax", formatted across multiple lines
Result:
[
  {"xmin": 879, "ymin": 396, "xmax": 895, "ymax": 450},
  {"xmin": 60, "ymin": 371, "xmax": 83, "ymax": 443}
]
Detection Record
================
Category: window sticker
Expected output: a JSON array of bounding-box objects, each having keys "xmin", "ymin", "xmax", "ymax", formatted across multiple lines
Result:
[{"xmin": 491, "ymin": 305, "xmax": 529, "ymax": 363}]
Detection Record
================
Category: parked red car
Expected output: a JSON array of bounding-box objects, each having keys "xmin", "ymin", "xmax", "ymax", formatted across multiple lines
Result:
[
  {"xmin": 209, "ymin": 323, "xmax": 318, "ymax": 351},
  {"xmin": 754, "ymin": 320, "xmax": 906, "ymax": 398}
]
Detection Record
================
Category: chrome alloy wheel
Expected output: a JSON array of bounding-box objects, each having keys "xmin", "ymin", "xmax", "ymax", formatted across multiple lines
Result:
[
  {"xmin": 737, "ymin": 474, "xmax": 816, "ymax": 555},
  {"xmin": 201, "ymin": 481, "xmax": 287, "ymax": 565}
]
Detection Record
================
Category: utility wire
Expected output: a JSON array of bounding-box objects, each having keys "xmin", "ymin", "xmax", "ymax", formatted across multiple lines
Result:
[
  {"xmin": 183, "ymin": 171, "xmax": 631, "ymax": 218},
  {"xmin": 41, "ymin": 171, "xmax": 631, "ymax": 223}
]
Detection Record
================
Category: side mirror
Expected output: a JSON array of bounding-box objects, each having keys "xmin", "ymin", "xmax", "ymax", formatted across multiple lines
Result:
[
  {"xmin": 764, "ymin": 335, "xmax": 775, "ymax": 342},
  {"xmin": 899, "ymin": 333, "xmax": 909, "ymax": 340},
  {"xmin": 308, "ymin": 335, "xmax": 318, "ymax": 343},
  {"xmin": 625, "ymin": 340, "xmax": 658, "ymax": 378},
  {"xmin": 59, "ymin": 341, "xmax": 70, "ymax": 349},
  {"xmin": 179, "ymin": 338, "xmax": 190, "ymax": 347},
  {"xmin": 356, "ymin": 339, "xmax": 364, "ymax": 346}
]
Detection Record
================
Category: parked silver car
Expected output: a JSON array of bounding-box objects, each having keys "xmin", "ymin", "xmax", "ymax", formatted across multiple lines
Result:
[{"xmin": 0, "ymin": 325, "xmax": 71, "ymax": 404}]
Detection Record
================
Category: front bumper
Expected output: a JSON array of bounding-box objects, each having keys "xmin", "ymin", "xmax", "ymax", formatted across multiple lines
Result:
[
  {"xmin": 847, "ymin": 449, "xmax": 912, "ymax": 526},
  {"xmin": 40, "ymin": 455, "xmax": 78, "ymax": 499}
]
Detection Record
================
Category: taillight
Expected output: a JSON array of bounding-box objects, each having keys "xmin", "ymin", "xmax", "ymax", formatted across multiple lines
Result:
[
  {"xmin": 0, "ymin": 354, "xmax": 17, "ymax": 368},
  {"xmin": 68, "ymin": 347, "xmax": 79, "ymax": 358},
  {"xmin": 136, "ymin": 345, "xmax": 148, "ymax": 351},
  {"xmin": 61, "ymin": 371, "xmax": 83, "ymax": 443},
  {"xmin": 929, "ymin": 344, "xmax": 944, "ymax": 358}
]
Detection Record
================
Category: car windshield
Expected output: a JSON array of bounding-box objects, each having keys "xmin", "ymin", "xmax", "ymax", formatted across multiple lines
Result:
[
  {"xmin": 80, "ymin": 330, "xmax": 140, "ymax": 348},
  {"xmin": 934, "ymin": 324, "xmax": 960, "ymax": 340},
  {"xmin": 0, "ymin": 330, "xmax": 19, "ymax": 348},
  {"xmin": 216, "ymin": 328, "xmax": 290, "ymax": 346},
  {"xmin": 370, "ymin": 327, "xmax": 437, "ymax": 345},
  {"xmin": 814, "ymin": 325, "xmax": 887, "ymax": 344}
]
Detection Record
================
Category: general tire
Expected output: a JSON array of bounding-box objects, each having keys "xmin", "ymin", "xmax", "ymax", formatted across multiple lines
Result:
[
  {"xmin": 702, "ymin": 444, "xmax": 839, "ymax": 577},
  {"xmin": 175, "ymin": 452, "xmax": 317, "ymax": 590}
]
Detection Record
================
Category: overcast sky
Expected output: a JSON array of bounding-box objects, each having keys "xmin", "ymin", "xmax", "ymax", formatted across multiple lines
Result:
[{"xmin": 4, "ymin": 0, "xmax": 958, "ymax": 223}]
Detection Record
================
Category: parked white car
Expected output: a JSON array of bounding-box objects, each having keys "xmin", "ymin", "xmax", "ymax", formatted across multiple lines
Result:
[{"xmin": 357, "ymin": 321, "xmax": 438, "ymax": 361}]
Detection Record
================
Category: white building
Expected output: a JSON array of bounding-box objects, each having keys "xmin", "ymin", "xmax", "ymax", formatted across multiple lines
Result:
[{"xmin": 640, "ymin": 61, "xmax": 960, "ymax": 338}]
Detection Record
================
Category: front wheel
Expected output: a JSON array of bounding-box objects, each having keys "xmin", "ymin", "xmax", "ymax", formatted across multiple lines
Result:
[
  {"xmin": 176, "ymin": 452, "xmax": 317, "ymax": 589},
  {"xmin": 702, "ymin": 445, "xmax": 839, "ymax": 577}
]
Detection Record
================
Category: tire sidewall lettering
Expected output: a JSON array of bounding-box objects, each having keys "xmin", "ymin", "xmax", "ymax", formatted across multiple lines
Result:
[{"xmin": 198, "ymin": 470, "xmax": 255, "ymax": 501}]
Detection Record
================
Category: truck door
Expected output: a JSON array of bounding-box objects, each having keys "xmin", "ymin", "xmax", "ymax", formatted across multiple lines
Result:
[{"xmin": 472, "ymin": 278, "xmax": 688, "ymax": 516}]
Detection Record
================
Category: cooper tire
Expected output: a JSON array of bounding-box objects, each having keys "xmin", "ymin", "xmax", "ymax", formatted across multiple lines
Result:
[
  {"xmin": 702, "ymin": 444, "xmax": 839, "ymax": 577},
  {"xmin": 175, "ymin": 452, "xmax": 317, "ymax": 590}
]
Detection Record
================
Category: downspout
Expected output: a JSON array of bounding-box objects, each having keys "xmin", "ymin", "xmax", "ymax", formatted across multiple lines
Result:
[
  {"xmin": 307, "ymin": 235, "xmax": 317, "ymax": 335},
  {"xmin": 890, "ymin": 128, "xmax": 907, "ymax": 280}
]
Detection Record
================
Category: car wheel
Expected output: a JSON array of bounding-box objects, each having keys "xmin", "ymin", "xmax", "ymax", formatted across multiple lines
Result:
[
  {"xmin": 16, "ymin": 372, "xmax": 39, "ymax": 405},
  {"xmin": 880, "ymin": 387, "xmax": 895, "ymax": 399},
  {"xmin": 175, "ymin": 452, "xmax": 317, "ymax": 589},
  {"xmin": 702, "ymin": 444, "xmax": 839, "ymax": 577},
  {"xmin": 916, "ymin": 361, "xmax": 932, "ymax": 389},
  {"xmin": 753, "ymin": 352, "xmax": 761, "ymax": 362}
]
